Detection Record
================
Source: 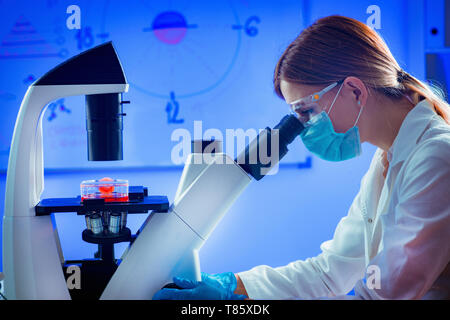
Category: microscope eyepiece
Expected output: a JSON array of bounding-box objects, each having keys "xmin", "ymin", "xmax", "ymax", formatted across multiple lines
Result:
[
  {"xmin": 274, "ymin": 114, "xmax": 305, "ymax": 146},
  {"xmin": 237, "ymin": 114, "xmax": 304, "ymax": 180}
]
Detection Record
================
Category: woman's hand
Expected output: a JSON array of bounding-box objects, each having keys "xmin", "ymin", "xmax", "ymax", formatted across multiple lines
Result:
[{"xmin": 152, "ymin": 272, "xmax": 248, "ymax": 300}]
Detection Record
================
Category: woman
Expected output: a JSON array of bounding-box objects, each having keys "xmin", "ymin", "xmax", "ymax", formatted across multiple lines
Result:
[{"xmin": 154, "ymin": 15, "xmax": 450, "ymax": 300}]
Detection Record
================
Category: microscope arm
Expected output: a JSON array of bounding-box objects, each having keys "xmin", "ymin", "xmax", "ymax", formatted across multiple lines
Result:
[{"xmin": 2, "ymin": 42, "xmax": 128, "ymax": 299}]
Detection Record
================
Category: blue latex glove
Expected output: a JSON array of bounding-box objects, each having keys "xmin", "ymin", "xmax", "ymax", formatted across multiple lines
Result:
[{"xmin": 153, "ymin": 272, "xmax": 247, "ymax": 300}]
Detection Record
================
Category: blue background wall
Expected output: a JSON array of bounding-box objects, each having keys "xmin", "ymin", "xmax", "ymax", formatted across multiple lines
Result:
[{"xmin": 0, "ymin": 0, "xmax": 447, "ymax": 295}]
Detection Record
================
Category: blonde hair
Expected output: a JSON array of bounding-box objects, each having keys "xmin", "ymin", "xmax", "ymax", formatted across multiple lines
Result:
[{"xmin": 274, "ymin": 15, "xmax": 450, "ymax": 125}]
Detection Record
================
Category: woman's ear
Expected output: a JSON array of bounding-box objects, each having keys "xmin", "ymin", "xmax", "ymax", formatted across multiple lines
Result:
[{"xmin": 344, "ymin": 77, "xmax": 368, "ymax": 107}]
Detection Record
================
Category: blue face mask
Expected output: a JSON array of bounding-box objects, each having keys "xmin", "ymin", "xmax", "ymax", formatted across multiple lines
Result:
[{"xmin": 298, "ymin": 83, "xmax": 363, "ymax": 162}]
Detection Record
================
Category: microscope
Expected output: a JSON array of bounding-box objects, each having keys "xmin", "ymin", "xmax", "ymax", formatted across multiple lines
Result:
[{"xmin": 1, "ymin": 42, "xmax": 304, "ymax": 300}]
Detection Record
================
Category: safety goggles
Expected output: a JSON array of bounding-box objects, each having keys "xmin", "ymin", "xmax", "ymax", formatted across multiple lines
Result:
[{"xmin": 289, "ymin": 81, "xmax": 343, "ymax": 125}]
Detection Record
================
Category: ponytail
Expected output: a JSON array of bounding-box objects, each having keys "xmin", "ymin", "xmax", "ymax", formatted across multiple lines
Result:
[{"xmin": 397, "ymin": 70, "xmax": 450, "ymax": 125}]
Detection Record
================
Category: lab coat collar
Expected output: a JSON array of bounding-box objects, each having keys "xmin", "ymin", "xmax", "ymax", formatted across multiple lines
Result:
[{"xmin": 387, "ymin": 99, "xmax": 436, "ymax": 167}]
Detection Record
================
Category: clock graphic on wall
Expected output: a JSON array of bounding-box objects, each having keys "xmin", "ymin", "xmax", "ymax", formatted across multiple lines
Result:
[
  {"xmin": 98, "ymin": 0, "xmax": 243, "ymax": 102},
  {"xmin": 0, "ymin": 0, "xmax": 268, "ymax": 169},
  {"xmin": 0, "ymin": 0, "xmax": 258, "ymax": 127}
]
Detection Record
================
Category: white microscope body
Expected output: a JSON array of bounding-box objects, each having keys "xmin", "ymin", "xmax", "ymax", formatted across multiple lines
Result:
[
  {"xmin": 2, "ymin": 42, "xmax": 128, "ymax": 299},
  {"xmin": 101, "ymin": 152, "xmax": 251, "ymax": 299},
  {"xmin": 2, "ymin": 42, "xmax": 303, "ymax": 299},
  {"xmin": 101, "ymin": 116, "xmax": 304, "ymax": 299}
]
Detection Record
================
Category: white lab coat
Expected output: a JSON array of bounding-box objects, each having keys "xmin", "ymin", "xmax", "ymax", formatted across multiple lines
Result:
[{"xmin": 238, "ymin": 99, "xmax": 450, "ymax": 300}]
